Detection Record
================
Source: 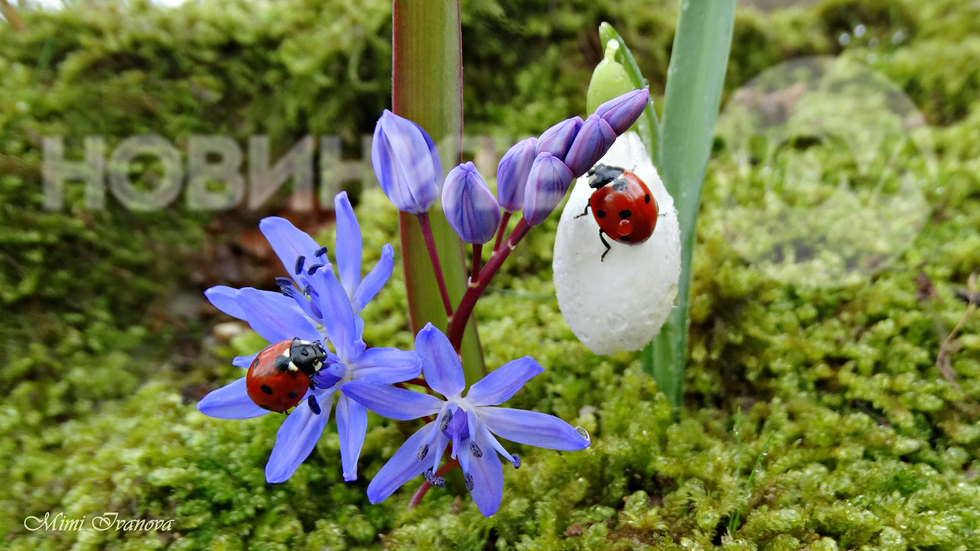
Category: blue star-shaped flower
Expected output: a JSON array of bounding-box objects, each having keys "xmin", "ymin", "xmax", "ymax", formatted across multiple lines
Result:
[
  {"xmin": 343, "ymin": 323, "xmax": 590, "ymax": 516},
  {"xmin": 197, "ymin": 202, "xmax": 419, "ymax": 483}
]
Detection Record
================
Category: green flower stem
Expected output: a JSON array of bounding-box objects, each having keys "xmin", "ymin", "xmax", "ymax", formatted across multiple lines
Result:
[
  {"xmin": 392, "ymin": 0, "xmax": 484, "ymax": 383},
  {"xmin": 644, "ymin": 0, "xmax": 737, "ymax": 413}
]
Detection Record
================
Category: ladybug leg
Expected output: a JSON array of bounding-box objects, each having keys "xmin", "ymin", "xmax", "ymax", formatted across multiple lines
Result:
[
  {"xmin": 598, "ymin": 229, "xmax": 612, "ymax": 262},
  {"xmin": 574, "ymin": 202, "xmax": 591, "ymax": 219}
]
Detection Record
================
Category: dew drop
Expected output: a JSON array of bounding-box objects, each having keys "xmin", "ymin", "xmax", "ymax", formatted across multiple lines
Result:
[{"xmin": 608, "ymin": 313, "xmax": 627, "ymax": 333}]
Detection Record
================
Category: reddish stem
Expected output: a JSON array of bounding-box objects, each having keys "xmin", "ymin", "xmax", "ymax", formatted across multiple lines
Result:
[
  {"xmin": 446, "ymin": 217, "xmax": 531, "ymax": 348},
  {"xmin": 492, "ymin": 211, "xmax": 513, "ymax": 253},
  {"xmin": 408, "ymin": 458, "xmax": 460, "ymax": 509},
  {"xmin": 416, "ymin": 212, "xmax": 454, "ymax": 318},
  {"xmin": 471, "ymin": 244, "xmax": 483, "ymax": 286}
]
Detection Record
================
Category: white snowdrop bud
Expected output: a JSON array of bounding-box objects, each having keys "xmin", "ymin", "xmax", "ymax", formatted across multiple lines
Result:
[{"xmin": 552, "ymin": 132, "xmax": 681, "ymax": 355}]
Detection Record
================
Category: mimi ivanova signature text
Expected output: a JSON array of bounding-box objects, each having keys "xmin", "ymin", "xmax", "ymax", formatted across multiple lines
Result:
[{"xmin": 24, "ymin": 512, "xmax": 175, "ymax": 532}]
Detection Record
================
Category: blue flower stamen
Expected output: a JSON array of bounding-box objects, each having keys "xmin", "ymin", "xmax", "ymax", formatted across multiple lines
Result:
[
  {"xmin": 295, "ymin": 255, "xmax": 306, "ymax": 275},
  {"xmin": 511, "ymin": 454, "xmax": 521, "ymax": 469},
  {"xmin": 424, "ymin": 468, "xmax": 445, "ymax": 487},
  {"xmin": 464, "ymin": 473, "xmax": 475, "ymax": 491},
  {"xmin": 439, "ymin": 409, "xmax": 453, "ymax": 431},
  {"xmin": 469, "ymin": 440, "xmax": 483, "ymax": 458},
  {"xmin": 308, "ymin": 395, "xmax": 321, "ymax": 415},
  {"xmin": 314, "ymin": 246, "xmax": 328, "ymax": 258},
  {"xmin": 417, "ymin": 444, "xmax": 429, "ymax": 461},
  {"xmin": 307, "ymin": 264, "xmax": 324, "ymax": 275},
  {"xmin": 275, "ymin": 277, "xmax": 293, "ymax": 287}
]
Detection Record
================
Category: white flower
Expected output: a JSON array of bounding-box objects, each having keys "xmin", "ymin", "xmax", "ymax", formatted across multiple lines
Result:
[{"xmin": 552, "ymin": 131, "xmax": 681, "ymax": 354}]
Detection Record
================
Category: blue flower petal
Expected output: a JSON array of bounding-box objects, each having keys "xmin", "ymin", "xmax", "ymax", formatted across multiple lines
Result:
[
  {"xmin": 336, "ymin": 394, "xmax": 368, "ymax": 481},
  {"xmin": 415, "ymin": 323, "xmax": 465, "ymax": 398},
  {"xmin": 237, "ymin": 288, "xmax": 321, "ymax": 344},
  {"xmin": 232, "ymin": 353, "xmax": 258, "ymax": 369},
  {"xmin": 523, "ymin": 153, "xmax": 573, "ymax": 226},
  {"xmin": 205, "ymin": 286, "xmax": 246, "ymax": 320},
  {"xmin": 355, "ymin": 316, "xmax": 366, "ymax": 341},
  {"xmin": 372, "ymin": 111, "xmax": 441, "ymax": 214},
  {"xmin": 334, "ymin": 192, "xmax": 362, "ymax": 301},
  {"xmin": 367, "ymin": 421, "xmax": 436, "ymax": 504},
  {"xmin": 537, "ymin": 116, "xmax": 583, "ymax": 160},
  {"xmin": 564, "ymin": 114, "xmax": 618, "ymax": 177},
  {"xmin": 351, "ymin": 347, "xmax": 422, "ymax": 384},
  {"xmin": 197, "ymin": 377, "xmax": 269, "ymax": 419},
  {"xmin": 442, "ymin": 162, "xmax": 502, "ymax": 245},
  {"xmin": 342, "ymin": 381, "xmax": 443, "ymax": 420},
  {"xmin": 308, "ymin": 269, "xmax": 357, "ymax": 360},
  {"xmin": 265, "ymin": 392, "xmax": 334, "ymax": 483},
  {"xmin": 496, "ymin": 138, "xmax": 538, "ymax": 212},
  {"xmin": 466, "ymin": 356, "xmax": 543, "ymax": 406},
  {"xmin": 458, "ymin": 432, "xmax": 504, "ymax": 517},
  {"xmin": 594, "ymin": 89, "xmax": 650, "ymax": 135},
  {"xmin": 479, "ymin": 407, "xmax": 590, "ymax": 451},
  {"xmin": 352, "ymin": 244, "xmax": 394, "ymax": 313},
  {"xmin": 259, "ymin": 217, "xmax": 324, "ymax": 277}
]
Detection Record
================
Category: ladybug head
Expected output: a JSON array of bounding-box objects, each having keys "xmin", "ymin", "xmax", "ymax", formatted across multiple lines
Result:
[
  {"xmin": 587, "ymin": 164, "xmax": 625, "ymax": 190},
  {"xmin": 287, "ymin": 338, "xmax": 327, "ymax": 377}
]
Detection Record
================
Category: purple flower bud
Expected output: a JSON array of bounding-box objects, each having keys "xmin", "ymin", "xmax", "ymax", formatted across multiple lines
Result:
[
  {"xmin": 495, "ymin": 137, "xmax": 537, "ymax": 212},
  {"xmin": 594, "ymin": 89, "xmax": 650, "ymax": 135},
  {"xmin": 442, "ymin": 162, "xmax": 502, "ymax": 244},
  {"xmin": 536, "ymin": 116, "xmax": 583, "ymax": 159},
  {"xmin": 371, "ymin": 110, "xmax": 442, "ymax": 214},
  {"xmin": 523, "ymin": 153, "xmax": 573, "ymax": 226},
  {"xmin": 563, "ymin": 114, "xmax": 618, "ymax": 177}
]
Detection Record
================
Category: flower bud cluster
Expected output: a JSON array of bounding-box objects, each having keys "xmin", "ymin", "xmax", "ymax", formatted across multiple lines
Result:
[{"xmin": 371, "ymin": 89, "xmax": 651, "ymax": 237}]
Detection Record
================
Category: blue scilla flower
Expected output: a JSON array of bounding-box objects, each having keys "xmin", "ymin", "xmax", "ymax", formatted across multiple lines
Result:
[
  {"xmin": 564, "ymin": 114, "xmax": 617, "ymax": 177},
  {"xmin": 495, "ymin": 137, "xmax": 537, "ymax": 213},
  {"xmin": 523, "ymin": 152, "xmax": 573, "ymax": 226},
  {"xmin": 372, "ymin": 110, "xmax": 442, "ymax": 214},
  {"xmin": 333, "ymin": 191, "xmax": 395, "ymax": 314},
  {"xmin": 593, "ymin": 88, "xmax": 650, "ymax": 135},
  {"xmin": 442, "ymin": 161, "xmax": 502, "ymax": 244},
  {"xmin": 198, "ymin": 208, "xmax": 420, "ymax": 483},
  {"xmin": 343, "ymin": 323, "xmax": 590, "ymax": 516}
]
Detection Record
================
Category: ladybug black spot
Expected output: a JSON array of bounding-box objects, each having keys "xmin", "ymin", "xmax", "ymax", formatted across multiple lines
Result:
[
  {"xmin": 259, "ymin": 404, "xmax": 274, "ymax": 411},
  {"xmin": 261, "ymin": 385, "xmax": 274, "ymax": 395},
  {"xmin": 597, "ymin": 210, "xmax": 606, "ymax": 218},
  {"xmin": 288, "ymin": 392, "xmax": 298, "ymax": 399},
  {"xmin": 620, "ymin": 236, "xmax": 630, "ymax": 242},
  {"xmin": 619, "ymin": 210, "xmax": 632, "ymax": 218},
  {"xmin": 644, "ymin": 194, "xmax": 651, "ymax": 203}
]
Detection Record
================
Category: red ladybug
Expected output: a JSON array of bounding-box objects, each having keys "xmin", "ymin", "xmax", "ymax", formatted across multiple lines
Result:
[
  {"xmin": 576, "ymin": 164, "xmax": 661, "ymax": 261},
  {"xmin": 246, "ymin": 338, "xmax": 327, "ymax": 413}
]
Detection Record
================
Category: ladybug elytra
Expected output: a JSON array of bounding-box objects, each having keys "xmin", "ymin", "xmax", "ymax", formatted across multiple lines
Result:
[
  {"xmin": 576, "ymin": 164, "xmax": 661, "ymax": 261},
  {"xmin": 246, "ymin": 338, "xmax": 327, "ymax": 413}
]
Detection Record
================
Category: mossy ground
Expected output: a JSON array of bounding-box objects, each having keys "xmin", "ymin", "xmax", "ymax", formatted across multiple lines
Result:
[{"xmin": 3, "ymin": 0, "xmax": 980, "ymax": 549}]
